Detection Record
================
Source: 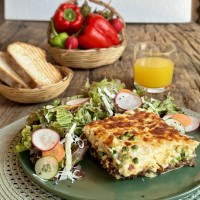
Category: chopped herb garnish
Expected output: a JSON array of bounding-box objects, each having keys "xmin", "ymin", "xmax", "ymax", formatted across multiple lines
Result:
[{"xmin": 132, "ymin": 157, "xmax": 139, "ymax": 164}]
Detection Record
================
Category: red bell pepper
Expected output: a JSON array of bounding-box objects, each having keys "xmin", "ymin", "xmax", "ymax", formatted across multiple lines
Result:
[
  {"xmin": 78, "ymin": 14, "xmax": 120, "ymax": 49},
  {"xmin": 53, "ymin": 3, "xmax": 83, "ymax": 35}
]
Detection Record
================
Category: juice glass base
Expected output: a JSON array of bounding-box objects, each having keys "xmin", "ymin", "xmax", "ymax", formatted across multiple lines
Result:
[{"xmin": 134, "ymin": 82, "xmax": 171, "ymax": 93}]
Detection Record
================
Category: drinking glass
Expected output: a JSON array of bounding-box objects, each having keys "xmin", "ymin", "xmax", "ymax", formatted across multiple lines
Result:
[{"xmin": 134, "ymin": 42, "xmax": 176, "ymax": 93}]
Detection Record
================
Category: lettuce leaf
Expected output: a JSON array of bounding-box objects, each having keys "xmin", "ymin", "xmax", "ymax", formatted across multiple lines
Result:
[
  {"xmin": 27, "ymin": 109, "xmax": 46, "ymax": 126},
  {"xmin": 73, "ymin": 106, "xmax": 92, "ymax": 125},
  {"xmin": 51, "ymin": 98, "xmax": 61, "ymax": 106},
  {"xmin": 56, "ymin": 108, "xmax": 73, "ymax": 128},
  {"xmin": 72, "ymin": 141, "xmax": 89, "ymax": 166},
  {"xmin": 48, "ymin": 122, "xmax": 65, "ymax": 137},
  {"xmin": 15, "ymin": 126, "xmax": 33, "ymax": 152},
  {"xmin": 141, "ymin": 94, "xmax": 181, "ymax": 116},
  {"xmin": 83, "ymin": 78, "xmax": 124, "ymax": 114},
  {"xmin": 16, "ymin": 79, "xmax": 125, "ymax": 153}
]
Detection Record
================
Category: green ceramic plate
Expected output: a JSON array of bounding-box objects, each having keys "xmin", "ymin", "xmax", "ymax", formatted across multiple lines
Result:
[{"xmin": 18, "ymin": 121, "xmax": 200, "ymax": 200}]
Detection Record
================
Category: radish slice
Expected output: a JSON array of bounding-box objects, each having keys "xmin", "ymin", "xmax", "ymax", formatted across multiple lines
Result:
[
  {"xmin": 185, "ymin": 116, "xmax": 200, "ymax": 132},
  {"xmin": 115, "ymin": 92, "xmax": 142, "ymax": 110},
  {"xmin": 66, "ymin": 98, "xmax": 89, "ymax": 106},
  {"xmin": 31, "ymin": 129, "xmax": 60, "ymax": 152},
  {"xmin": 162, "ymin": 114, "xmax": 174, "ymax": 121}
]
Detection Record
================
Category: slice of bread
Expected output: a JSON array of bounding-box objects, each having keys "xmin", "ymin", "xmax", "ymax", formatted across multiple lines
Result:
[
  {"xmin": 7, "ymin": 42, "xmax": 62, "ymax": 88},
  {"xmin": 0, "ymin": 52, "xmax": 29, "ymax": 88}
]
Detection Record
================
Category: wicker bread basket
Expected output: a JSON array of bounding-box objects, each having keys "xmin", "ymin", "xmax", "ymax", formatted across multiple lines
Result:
[
  {"xmin": 47, "ymin": 0, "xmax": 127, "ymax": 69},
  {"xmin": 0, "ymin": 66, "xmax": 73, "ymax": 104}
]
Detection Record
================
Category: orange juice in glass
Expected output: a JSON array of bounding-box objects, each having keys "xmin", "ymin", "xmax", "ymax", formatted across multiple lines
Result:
[{"xmin": 134, "ymin": 42, "xmax": 176, "ymax": 93}]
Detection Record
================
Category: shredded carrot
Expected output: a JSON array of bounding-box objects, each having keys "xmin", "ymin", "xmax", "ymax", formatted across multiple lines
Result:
[
  {"xmin": 119, "ymin": 89, "xmax": 133, "ymax": 93},
  {"xmin": 171, "ymin": 114, "xmax": 191, "ymax": 127},
  {"xmin": 42, "ymin": 143, "xmax": 65, "ymax": 162}
]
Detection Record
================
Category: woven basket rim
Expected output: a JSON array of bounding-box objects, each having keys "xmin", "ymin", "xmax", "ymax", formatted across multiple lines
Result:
[{"xmin": 0, "ymin": 66, "xmax": 73, "ymax": 92}]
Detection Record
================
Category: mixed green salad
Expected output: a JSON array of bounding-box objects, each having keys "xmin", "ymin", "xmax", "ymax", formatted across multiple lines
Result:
[{"xmin": 15, "ymin": 78, "xmax": 182, "ymax": 182}]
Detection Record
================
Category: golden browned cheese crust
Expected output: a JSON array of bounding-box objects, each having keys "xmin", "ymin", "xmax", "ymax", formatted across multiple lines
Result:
[{"xmin": 84, "ymin": 109, "xmax": 199, "ymax": 179}]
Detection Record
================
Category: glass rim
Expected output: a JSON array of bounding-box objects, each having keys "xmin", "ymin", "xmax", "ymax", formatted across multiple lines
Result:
[{"xmin": 134, "ymin": 42, "xmax": 176, "ymax": 55}]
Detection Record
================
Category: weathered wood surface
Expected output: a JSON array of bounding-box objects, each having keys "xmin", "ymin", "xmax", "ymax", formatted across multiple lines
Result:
[
  {"xmin": 0, "ymin": 0, "xmax": 4, "ymax": 26},
  {"xmin": 0, "ymin": 21, "xmax": 200, "ymax": 128}
]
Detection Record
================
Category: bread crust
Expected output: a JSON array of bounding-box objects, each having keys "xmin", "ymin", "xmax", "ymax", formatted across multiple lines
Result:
[
  {"xmin": 6, "ymin": 52, "xmax": 36, "ymax": 88},
  {"xmin": 7, "ymin": 42, "xmax": 62, "ymax": 88},
  {"xmin": 0, "ymin": 67, "xmax": 26, "ymax": 88},
  {"xmin": 0, "ymin": 52, "xmax": 29, "ymax": 88}
]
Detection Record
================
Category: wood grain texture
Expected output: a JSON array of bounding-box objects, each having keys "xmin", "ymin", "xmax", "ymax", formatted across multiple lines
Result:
[
  {"xmin": 192, "ymin": 0, "xmax": 198, "ymax": 21},
  {"xmin": 0, "ymin": 0, "xmax": 4, "ymax": 25},
  {"xmin": 197, "ymin": 0, "xmax": 200, "ymax": 23},
  {"xmin": 0, "ymin": 21, "xmax": 200, "ymax": 128}
]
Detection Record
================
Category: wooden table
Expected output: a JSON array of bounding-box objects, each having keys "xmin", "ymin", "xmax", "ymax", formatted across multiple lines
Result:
[{"xmin": 0, "ymin": 21, "xmax": 200, "ymax": 128}]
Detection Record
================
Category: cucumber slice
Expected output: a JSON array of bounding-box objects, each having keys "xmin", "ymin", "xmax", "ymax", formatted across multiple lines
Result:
[
  {"xmin": 162, "ymin": 114, "xmax": 174, "ymax": 121},
  {"xmin": 165, "ymin": 119, "xmax": 186, "ymax": 135},
  {"xmin": 35, "ymin": 156, "xmax": 58, "ymax": 180}
]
